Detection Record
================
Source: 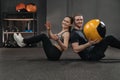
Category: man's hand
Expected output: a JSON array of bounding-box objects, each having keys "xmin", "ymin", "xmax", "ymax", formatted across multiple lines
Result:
[{"xmin": 88, "ymin": 39, "xmax": 100, "ymax": 45}]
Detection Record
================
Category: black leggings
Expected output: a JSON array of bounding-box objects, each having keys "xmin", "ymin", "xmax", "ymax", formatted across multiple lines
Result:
[
  {"xmin": 79, "ymin": 35, "xmax": 120, "ymax": 61},
  {"xmin": 23, "ymin": 33, "xmax": 62, "ymax": 60}
]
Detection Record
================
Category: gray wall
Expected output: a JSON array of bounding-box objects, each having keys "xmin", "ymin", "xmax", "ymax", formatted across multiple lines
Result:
[
  {"xmin": 0, "ymin": 0, "xmax": 2, "ymax": 47},
  {"xmin": 47, "ymin": 0, "xmax": 68, "ymax": 33},
  {"xmin": 47, "ymin": 0, "xmax": 120, "ymax": 39},
  {"xmin": 98, "ymin": 0, "xmax": 120, "ymax": 39}
]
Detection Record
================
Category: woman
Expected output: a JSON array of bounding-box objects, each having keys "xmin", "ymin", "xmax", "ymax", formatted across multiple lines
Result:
[{"xmin": 13, "ymin": 16, "xmax": 73, "ymax": 60}]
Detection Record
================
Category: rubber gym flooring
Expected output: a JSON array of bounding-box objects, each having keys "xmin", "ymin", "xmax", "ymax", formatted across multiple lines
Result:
[{"xmin": 0, "ymin": 47, "xmax": 120, "ymax": 80}]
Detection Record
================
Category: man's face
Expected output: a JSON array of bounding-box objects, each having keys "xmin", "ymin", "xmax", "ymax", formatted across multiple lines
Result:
[{"xmin": 74, "ymin": 16, "xmax": 84, "ymax": 28}]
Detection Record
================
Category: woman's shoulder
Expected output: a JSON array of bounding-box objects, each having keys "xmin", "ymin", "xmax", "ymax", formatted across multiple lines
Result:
[{"xmin": 61, "ymin": 31, "xmax": 69, "ymax": 35}]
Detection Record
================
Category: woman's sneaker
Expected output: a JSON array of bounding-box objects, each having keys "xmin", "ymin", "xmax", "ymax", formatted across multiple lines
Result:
[
  {"xmin": 13, "ymin": 33, "xmax": 26, "ymax": 47},
  {"xmin": 18, "ymin": 33, "xmax": 24, "ymax": 39}
]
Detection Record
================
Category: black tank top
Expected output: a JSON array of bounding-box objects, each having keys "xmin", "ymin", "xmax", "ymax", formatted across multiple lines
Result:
[{"xmin": 57, "ymin": 31, "xmax": 69, "ymax": 42}]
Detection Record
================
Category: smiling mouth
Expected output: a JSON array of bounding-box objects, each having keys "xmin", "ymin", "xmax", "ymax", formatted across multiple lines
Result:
[{"xmin": 62, "ymin": 23, "xmax": 67, "ymax": 26}]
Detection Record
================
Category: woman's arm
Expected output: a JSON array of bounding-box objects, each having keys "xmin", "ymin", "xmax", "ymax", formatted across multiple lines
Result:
[
  {"xmin": 56, "ymin": 32, "xmax": 70, "ymax": 51},
  {"xmin": 45, "ymin": 22, "xmax": 58, "ymax": 40}
]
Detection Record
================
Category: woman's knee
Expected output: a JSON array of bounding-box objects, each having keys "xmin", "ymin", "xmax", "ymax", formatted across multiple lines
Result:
[{"xmin": 39, "ymin": 33, "xmax": 49, "ymax": 40}]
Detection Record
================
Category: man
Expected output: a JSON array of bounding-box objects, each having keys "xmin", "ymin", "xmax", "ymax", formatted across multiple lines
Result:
[{"xmin": 70, "ymin": 14, "xmax": 120, "ymax": 61}]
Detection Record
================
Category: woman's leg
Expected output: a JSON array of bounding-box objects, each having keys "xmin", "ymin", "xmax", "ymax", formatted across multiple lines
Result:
[{"xmin": 23, "ymin": 33, "xmax": 62, "ymax": 60}]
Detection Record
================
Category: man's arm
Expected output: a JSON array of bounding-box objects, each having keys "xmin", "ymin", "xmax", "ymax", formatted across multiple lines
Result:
[
  {"xmin": 72, "ymin": 40, "xmax": 100, "ymax": 53},
  {"xmin": 71, "ymin": 42, "xmax": 91, "ymax": 53}
]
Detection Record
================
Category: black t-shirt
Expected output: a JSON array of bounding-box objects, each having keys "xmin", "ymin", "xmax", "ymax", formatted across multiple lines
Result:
[
  {"xmin": 70, "ymin": 28, "xmax": 105, "ymax": 60},
  {"xmin": 70, "ymin": 28, "xmax": 94, "ymax": 55},
  {"xmin": 70, "ymin": 28, "xmax": 87, "ymax": 45}
]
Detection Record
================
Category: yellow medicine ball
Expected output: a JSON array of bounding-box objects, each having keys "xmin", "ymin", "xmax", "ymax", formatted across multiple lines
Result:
[{"xmin": 83, "ymin": 19, "xmax": 106, "ymax": 41}]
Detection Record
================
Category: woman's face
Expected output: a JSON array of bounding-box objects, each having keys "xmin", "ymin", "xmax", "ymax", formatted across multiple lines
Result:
[{"xmin": 62, "ymin": 17, "xmax": 71, "ymax": 29}]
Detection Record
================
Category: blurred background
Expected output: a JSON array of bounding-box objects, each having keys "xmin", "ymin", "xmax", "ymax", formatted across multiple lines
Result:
[
  {"xmin": 47, "ymin": 0, "xmax": 120, "ymax": 39},
  {"xmin": 0, "ymin": 0, "xmax": 120, "ymax": 47}
]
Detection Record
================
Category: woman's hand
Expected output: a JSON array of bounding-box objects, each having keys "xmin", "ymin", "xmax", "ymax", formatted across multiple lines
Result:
[
  {"xmin": 51, "ymin": 34, "xmax": 59, "ymax": 41},
  {"xmin": 45, "ymin": 21, "xmax": 59, "ymax": 41},
  {"xmin": 45, "ymin": 21, "xmax": 51, "ymax": 30}
]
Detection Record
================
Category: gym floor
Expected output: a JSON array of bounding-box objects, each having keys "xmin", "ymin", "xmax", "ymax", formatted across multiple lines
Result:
[{"xmin": 0, "ymin": 47, "xmax": 120, "ymax": 80}]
